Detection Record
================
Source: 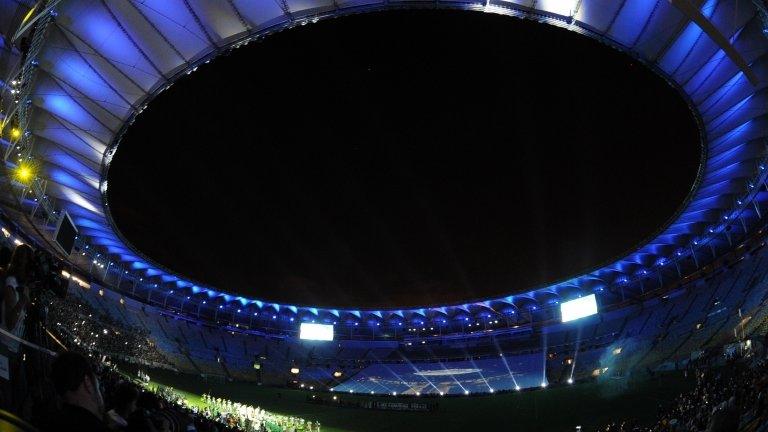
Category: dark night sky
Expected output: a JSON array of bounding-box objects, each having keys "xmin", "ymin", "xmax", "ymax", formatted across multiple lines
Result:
[{"xmin": 108, "ymin": 10, "xmax": 700, "ymax": 309}]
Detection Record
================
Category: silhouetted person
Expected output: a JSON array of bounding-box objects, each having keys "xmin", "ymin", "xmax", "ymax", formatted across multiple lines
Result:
[
  {"xmin": 0, "ymin": 243, "xmax": 33, "ymax": 413},
  {"xmin": 106, "ymin": 381, "xmax": 138, "ymax": 430},
  {"xmin": 47, "ymin": 351, "xmax": 109, "ymax": 431}
]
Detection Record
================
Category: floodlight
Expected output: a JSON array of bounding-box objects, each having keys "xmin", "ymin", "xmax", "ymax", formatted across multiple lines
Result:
[{"xmin": 14, "ymin": 162, "xmax": 35, "ymax": 184}]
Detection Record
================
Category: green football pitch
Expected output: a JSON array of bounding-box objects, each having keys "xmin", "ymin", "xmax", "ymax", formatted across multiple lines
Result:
[{"xmin": 139, "ymin": 367, "xmax": 693, "ymax": 432}]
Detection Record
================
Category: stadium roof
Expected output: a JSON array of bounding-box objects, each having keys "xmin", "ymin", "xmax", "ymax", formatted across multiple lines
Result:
[{"xmin": 1, "ymin": 0, "xmax": 768, "ymax": 325}]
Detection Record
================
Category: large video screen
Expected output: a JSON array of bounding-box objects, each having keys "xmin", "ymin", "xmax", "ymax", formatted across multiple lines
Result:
[
  {"xmin": 54, "ymin": 211, "xmax": 77, "ymax": 255},
  {"xmin": 299, "ymin": 323, "xmax": 334, "ymax": 341},
  {"xmin": 560, "ymin": 294, "xmax": 598, "ymax": 322},
  {"xmin": 332, "ymin": 354, "xmax": 545, "ymax": 395}
]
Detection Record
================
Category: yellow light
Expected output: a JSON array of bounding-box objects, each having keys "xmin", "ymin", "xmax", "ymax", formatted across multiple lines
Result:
[
  {"xmin": 10, "ymin": 128, "xmax": 21, "ymax": 139},
  {"xmin": 14, "ymin": 163, "xmax": 34, "ymax": 184},
  {"xmin": 21, "ymin": 6, "xmax": 36, "ymax": 26}
]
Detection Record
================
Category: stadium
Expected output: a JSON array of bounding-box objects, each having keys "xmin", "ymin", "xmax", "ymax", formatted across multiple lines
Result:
[{"xmin": 1, "ymin": 0, "xmax": 768, "ymax": 431}]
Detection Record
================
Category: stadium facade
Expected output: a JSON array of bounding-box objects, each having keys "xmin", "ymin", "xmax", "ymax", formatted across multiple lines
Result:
[{"xmin": 2, "ymin": 0, "xmax": 768, "ymax": 395}]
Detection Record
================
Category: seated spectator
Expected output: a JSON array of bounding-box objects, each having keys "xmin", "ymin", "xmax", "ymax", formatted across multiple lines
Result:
[
  {"xmin": 106, "ymin": 381, "xmax": 138, "ymax": 431},
  {"xmin": 47, "ymin": 351, "xmax": 109, "ymax": 431},
  {"xmin": 127, "ymin": 390, "xmax": 166, "ymax": 432}
]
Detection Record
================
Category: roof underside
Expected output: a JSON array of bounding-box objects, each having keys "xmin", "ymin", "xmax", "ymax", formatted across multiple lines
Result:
[{"xmin": 2, "ymin": 0, "xmax": 768, "ymax": 323}]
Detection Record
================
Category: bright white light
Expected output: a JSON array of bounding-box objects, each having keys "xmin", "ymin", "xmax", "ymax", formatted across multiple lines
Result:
[
  {"xmin": 515, "ymin": 385, "xmax": 521, "ymax": 391},
  {"xmin": 536, "ymin": 0, "xmax": 579, "ymax": 17},
  {"xmin": 560, "ymin": 294, "xmax": 598, "ymax": 323},
  {"xmin": 567, "ymin": 378, "xmax": 573, "ymax": 384},
  {"xmin": 541, "ymin": 382, "xmax": 548, "ymax": 388},
  {"xmin": 299, "ymin": 323, "xmax": 334, "ymax": 341},
  {"xmin": 464, "ymin": 390, "xmax": 470, "ymax": 395}
]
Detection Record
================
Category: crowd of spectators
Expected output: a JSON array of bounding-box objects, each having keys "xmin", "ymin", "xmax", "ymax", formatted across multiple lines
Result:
[
  {"xmin": 39, "ymin": 294, "xmax": 322, "ymax": 431},
  {"xmin": 37, "ymin": 351, "xmax": 239, "ymax": 432},
  {"xmin": 0, "ymin": 242, "xmax": 321, "ymax": 431},
  {"xmin": 600, "ymin": 353, "xmax": 768, "ymax": 432},
  {"xmin": 44, "ymin": 291, "xmax": 170, "ymax": 366},
  {"xmin": 15, "ymin": 347, "xmax": 323, "ymax": 432},
  {"xmin": 103, "ymin": 367, "xmax": 321, "ymax": 432},
  {"xmin": 8, "ymin": 336, "xmax": 322, "ymax": 432}
]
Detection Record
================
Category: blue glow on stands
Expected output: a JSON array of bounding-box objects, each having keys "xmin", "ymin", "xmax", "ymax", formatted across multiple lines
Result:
[
  {"xmin": 332, "ymin": 354, "xmax": 545, "ymax": 395},
  {"xmin": 560, "ymin": 294, "xmax": 599, "ymax": 323}
]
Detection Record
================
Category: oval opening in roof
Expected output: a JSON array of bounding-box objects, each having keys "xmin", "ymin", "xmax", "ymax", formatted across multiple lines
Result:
[{"xmin": 107, "ymin": 10, "xmax": 701, "ymax": 309}]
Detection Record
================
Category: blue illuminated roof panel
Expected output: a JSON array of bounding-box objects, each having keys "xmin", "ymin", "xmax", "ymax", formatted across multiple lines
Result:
[{"xmin": 2, "ymin": 0, "xmax": 767, "ymax": 323}]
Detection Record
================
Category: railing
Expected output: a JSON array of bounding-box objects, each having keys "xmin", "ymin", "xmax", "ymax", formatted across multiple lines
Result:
[{"xmin": 2, "ymin": 1, "xmax": 58, "ymax": 225}]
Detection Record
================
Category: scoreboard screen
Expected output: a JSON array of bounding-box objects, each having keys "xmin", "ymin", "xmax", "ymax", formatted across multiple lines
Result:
[
  {"xmin": 299, "ymin": 323, "xmax": 334, "ymax": 341},
  {"xmin": 561, "ymin": 294, "xmax": 598, "ymax": 323}
]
